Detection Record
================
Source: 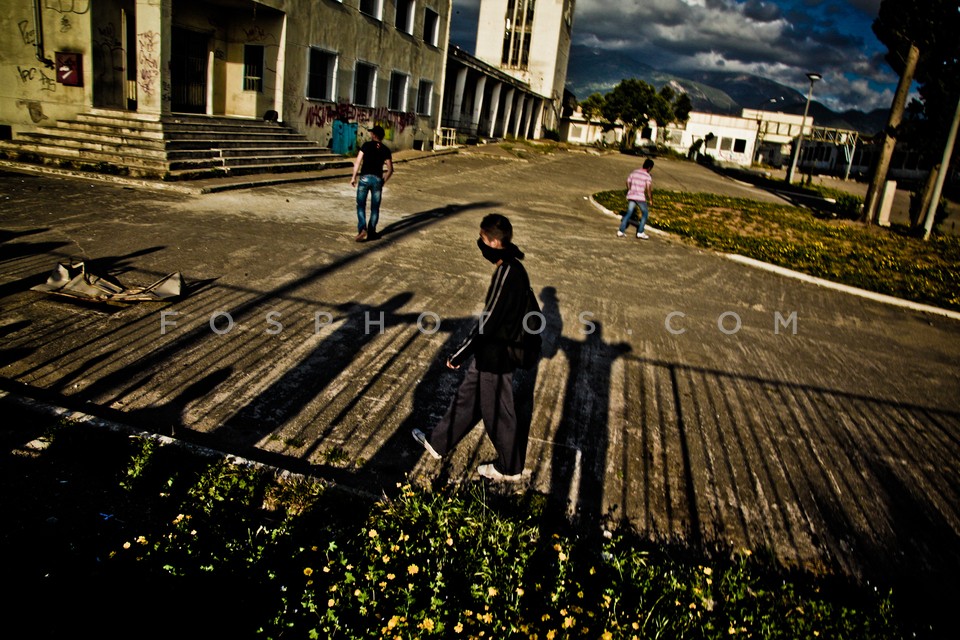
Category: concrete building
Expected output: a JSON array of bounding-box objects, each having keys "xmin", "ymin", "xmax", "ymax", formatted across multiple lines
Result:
[
  {"xmin": 662, "ymin": 111, "xmax": 760, "ymax": 167},
  {"xmin": 441, "ymin": 46, "xmax": 548, "ymax": 142},
  {"xmin": 1, "ymin": 0, "xmax": 451, "ymax": 152},
  {"xmin": 474, "ymin": 0, "xmax": 575, "ymax": 133}
]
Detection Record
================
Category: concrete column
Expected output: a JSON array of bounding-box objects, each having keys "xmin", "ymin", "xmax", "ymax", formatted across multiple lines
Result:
[
  {"xmin": 471, "ymin": 76, "xmax": 487, "ymax": 135},
  {"xmin": 450, "ymin": 67, "xmax": 468, "ymax": 129},
  {"xmin": 514, "ymin": 95, "xmax": 529, "ymax": 139},
  {"xmin": 501, "ymin": 87, "xmax": 516, "ymax": 138},
  {"xmin": 134, "ymin": 0, "xmax": 172, "ymax": 115},
  {"xmin": 487, "ymin": 82, "xmax": 502, "ymax": 138}
]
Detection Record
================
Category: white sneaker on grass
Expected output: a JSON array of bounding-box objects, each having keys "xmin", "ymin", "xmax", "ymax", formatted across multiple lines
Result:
[
  {"xmin": 637, "ymin": 232, "xmax": 650, "ymax": 239},
  {"xmin": 412, "ymin": 428, "xmax": 441, "ymax": 459},
  {"xmin": 617, "ymin": 230, "xmax": 626, "ymax": 238}
]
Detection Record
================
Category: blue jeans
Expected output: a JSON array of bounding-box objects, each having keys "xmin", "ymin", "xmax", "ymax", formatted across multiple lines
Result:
[
  {"xmin": 619, "ymin": 200, "xmax": 649, "ymax": 234},
  {"xmin": 356, "ymin": 174, "xmax": 383, "ymax": 232}
]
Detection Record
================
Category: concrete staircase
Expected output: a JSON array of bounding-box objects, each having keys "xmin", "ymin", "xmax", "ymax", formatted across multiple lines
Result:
[{"xmin": 0, "ymin": 109, "xmax": 353, "ymax": 181}]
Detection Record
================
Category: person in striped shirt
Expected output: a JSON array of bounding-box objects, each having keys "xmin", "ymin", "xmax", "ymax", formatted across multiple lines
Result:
[{"xmin": 618, "ymin": 158, "xmax": 655, "ymax": 239}]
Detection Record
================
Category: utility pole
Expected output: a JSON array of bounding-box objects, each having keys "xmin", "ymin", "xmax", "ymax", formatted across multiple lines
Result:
[
  {"xmin": 786, "ymin": 73, "xmax": 821, "ymax": 184},
  {"xmin": 922, "ymin": 93, "xmax": 960, "ymax": 240}
]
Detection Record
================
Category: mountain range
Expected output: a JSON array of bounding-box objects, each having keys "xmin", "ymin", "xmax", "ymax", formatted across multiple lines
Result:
[{"xmin": 564, "ymin": 45, "xmax": 889, "ymax": 136}]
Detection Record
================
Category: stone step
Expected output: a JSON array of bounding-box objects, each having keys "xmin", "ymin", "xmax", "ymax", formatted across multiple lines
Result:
[
  {"xmin": 0, "ymin": 110, "xmax": 347, "ymax": 182},
  {"xmin": 0, "ymin": 140, "xmax": 171, "ymax": 170},
  {"xmin": 17, "ymin": 131, "xmax": 168, "ymax": 154}
]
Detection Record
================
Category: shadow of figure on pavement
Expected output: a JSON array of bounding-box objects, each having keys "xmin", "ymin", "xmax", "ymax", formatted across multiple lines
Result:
[
  {"xmin": 219, "ymin": 292, "xmax": 420, "ymax": 454},
  {"xmin": 547, "ymin": 317, "xmax": 631, "ymax": 528},
  {"xmin": 354, "ymin": 314, "xmax": 476, "ymax": 491}
]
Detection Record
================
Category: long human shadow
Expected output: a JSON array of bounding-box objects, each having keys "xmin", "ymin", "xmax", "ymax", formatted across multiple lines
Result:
[
  {"xmin": 219, "ymin": 292, "xmax": 421, "ymax": 451},
  {"xmin": 354, "ymin": 314, "xmax": 474, "ymax": 489},
  {"xmin": 69, "ymin": 202, "xmax": 496, "ymax": 410},
  {"xmin": 547, "ymin": 318, "xmax": 631, "ymax": 528}
]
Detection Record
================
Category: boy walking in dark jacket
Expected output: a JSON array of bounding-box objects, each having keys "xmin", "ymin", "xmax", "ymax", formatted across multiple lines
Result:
[{"xmin": 413, "ymin": 213, "xmax": 532, "ymax": 481}]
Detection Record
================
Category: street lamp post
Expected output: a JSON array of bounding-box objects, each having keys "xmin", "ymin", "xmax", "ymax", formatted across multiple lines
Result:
[{"xmin": 786, "ymin": 72, "xmax": 822, "ymax": 184}]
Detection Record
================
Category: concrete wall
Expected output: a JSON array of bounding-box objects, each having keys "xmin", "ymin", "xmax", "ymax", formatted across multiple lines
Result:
[{"xmin": 0, "ymin": 0, "xmax": 97, "ymax": 135}]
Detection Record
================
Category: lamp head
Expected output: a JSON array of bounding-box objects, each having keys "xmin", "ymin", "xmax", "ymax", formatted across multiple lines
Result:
[{"xmin": 806, "ymin": 72, "xmax": 822, "ymax": 83}]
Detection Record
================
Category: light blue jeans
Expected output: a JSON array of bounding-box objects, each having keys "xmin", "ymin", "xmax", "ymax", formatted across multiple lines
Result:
[
  {"xmin": 356, "ymin": 174, "xmax": 383, "ymax": 232},
  {"xmin": 619, "ymin": 200, "xmax": 649, "ymax": 234}
]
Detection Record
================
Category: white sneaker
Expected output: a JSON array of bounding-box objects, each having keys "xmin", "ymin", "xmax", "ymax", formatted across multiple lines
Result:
[
  {"xmin": 412, "ymin": 428, "xmax": 441, "ymax": 459},
  {"xmin": 477, "ymin": 463, "xmax": 524, "ymax": 482},
  {"xmin": 617, "ymin": 230, "xmax": 626, "ymax": 238},
  {"xmin": 637, "ymin": 232, "xmax": 650, "ymax": 239}
]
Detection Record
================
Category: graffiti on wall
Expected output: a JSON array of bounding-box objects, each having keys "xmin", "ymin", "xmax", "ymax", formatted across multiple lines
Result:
[
  {"xmin": 18, "ymin": 20, "xmax": 36, "ymax": 45},
  {"xmin": 136, "ymin": 30, "xmax": 160, "ymax": 97},
  {"xmin": 17, "ymin": 65, "xmax": 56, "ymax": 92},
  {"xmin": 43, "ymin": 0, "xmax": 90, "ymax": 14},
  {"xmin": 301, "ymin": 101, "xmax": 418, "ymax": 135},
  {"xmin": 94, "ymin": 23, "xmax": 125, "ymax": 73}
]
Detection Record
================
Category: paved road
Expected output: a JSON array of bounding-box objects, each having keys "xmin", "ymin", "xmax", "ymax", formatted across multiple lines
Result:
[{"xmin": 1, "ymin": 148, "xmax": 958, "ymax": 633}]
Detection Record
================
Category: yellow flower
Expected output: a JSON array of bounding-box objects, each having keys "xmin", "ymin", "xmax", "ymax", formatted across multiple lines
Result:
[
  {"xmin": 408, "ymin": 564, "xmax": 420, "ymax": 575},
  {"xmin": 563, "ymin": 616, "xmax": 575, "ymax": 628},
  {"xmin": 122, "ymin": 541, "xmax": 131, "ymax": 549},
  {"xmin": 454, "ymin": 622, "xmax": 463, "ymax": 633},
  {"xmin": 420, "ymin": 618, "xmax": 435, "ymax": 631},
  {"xmin": 703, "ymin": 566, "xmax": 713, "ymax": 576},
  {"xmin": 368, "ymin": 529, "xmax": 378, "ymax": 538},
  {"xmin": 602, "ymin": 633, "xmax": 613, "ymax": 640},
  {"xmin": 383, "ymin": 555, "xmax": 391, "ymax": 563},
  {"xmin": 387, "ymin": 573, "xmax": 396, "ymax": 580},
  {"xmin": 446, "ymin": 537, "xmax": 454, "ymax": 546},
  {"xmin": 488, "ymin": 586, "xmax": 498, "ymax": 597},
  {"xmin": 327, "ymin": 598, "xmax": 335, "ymax": 607},
  {"xmin": 546, "ymin": 631, "xmax": 556, "ymax": 640},
  {"xmin": 303, "ymin": 567, "xmax": 314, "ymax": 576},
  {"xmin": 354, "ymin": 589, "xmax": 361, "ymax": 597},
  {"xmin": 558, "ymin": 552, "xmax": 568, "ymax": 562},
  {"xmin": 323, "ymin": 566, "xmax": 330, "ymax": 573},
  {"xmin": 387, "ymin": 615, "xmax": 400, "ymax": 629},
  {"xmin": 136, "ymin": 536, "xmax": 148, "ymax": 545},
  {"xmin": 483, "ymin": 613, "xmax": 493, "ymax": 623},
  {"xmin": 516, "ymin": 587, "xmax": 525, "ymax": 596}
]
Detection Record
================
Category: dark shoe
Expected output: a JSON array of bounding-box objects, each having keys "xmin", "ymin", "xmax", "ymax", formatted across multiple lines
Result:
[
  {"xmin": 355, "ymin": 229, "xmax": 367, "ymax": 242},
  {"xmin": 412, "ymin": 429, "xmax": 441, "ymax": 460},
  {"xmin": 367, "ymin": 229, "xmax": 379, "ymax": 240}
]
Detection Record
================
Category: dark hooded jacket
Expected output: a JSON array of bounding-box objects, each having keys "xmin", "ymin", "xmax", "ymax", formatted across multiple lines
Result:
[{"xmin": 448, "ymin": 244, "xmax": 530, "ymax": 373}]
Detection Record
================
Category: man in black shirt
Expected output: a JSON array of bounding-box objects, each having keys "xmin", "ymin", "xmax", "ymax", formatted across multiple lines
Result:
[
  {"xmin": 413, "ymin": 214, "xmax": 534, "ymax": 481},
  {"xmin": 350, "ymin": 125, "xmax": 393, "ymax": 242}
]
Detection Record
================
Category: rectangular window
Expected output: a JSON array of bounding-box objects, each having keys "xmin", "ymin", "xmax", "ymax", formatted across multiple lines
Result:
[
  {"xmin": 389, "ymin": 72, "xmax": 409, "ymax": 111},
  {"xmin": 354, "ymin": 61, "xmax": 376, "ymax": 106},
  {"xmin": 720, "ymin": 137, "xmax": 733, "ymax": 152},
  {"xmin": 359, "ymin": 0, "xmax": 382, "ymax": 20},
  {"xmin": 423, "ymin": 8, "xmax": 439, "ymax": 46},
  {"xmin": 396, "ymin": 0, "xmax": 415, "ymax": 34},
  {"xmin": 733, "ymin": 138, "xmax": 747, "ymax": 153},
  {"xmin": 704, "ymin": 135, "xmax": 718, "ymax": 149},
  {"xmin": 416, "ymin": 79, "xmax": 433, "ymax": 114},
  {"xmin": 307, "ymin": 48, "xmax": 337, "ymax": 101},
  {"xmin": 243, "ymin": 44, "xmax": 264, "ymax": 92}
]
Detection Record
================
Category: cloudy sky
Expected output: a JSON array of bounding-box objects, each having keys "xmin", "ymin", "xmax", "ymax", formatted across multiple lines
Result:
[{"xmin": 449, "ymin": 0, "xmax": 898, "ymax": 113}]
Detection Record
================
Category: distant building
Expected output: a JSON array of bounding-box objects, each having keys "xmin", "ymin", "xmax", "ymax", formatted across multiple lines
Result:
[
  {"xmin": 474, "ymin": 0, "xmax": 575, "ymax": 133},
  {"xmin": 662, "ymin": 112, "xmax": 760, "ymax": 167}
]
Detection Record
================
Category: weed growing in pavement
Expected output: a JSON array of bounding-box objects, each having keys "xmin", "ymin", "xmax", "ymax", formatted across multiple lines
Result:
[
  {"xmin": 2, "ymin": 417, "xmax": 916, "ymax": 638},
  {"xmin": 594, "ymin": 189, "xmax": 960, "ymax": 311}
]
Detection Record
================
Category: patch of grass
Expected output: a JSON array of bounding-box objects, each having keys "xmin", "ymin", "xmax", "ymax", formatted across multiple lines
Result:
[
  {"xmin": 595, "ymin": 189, "xmax": 960, "ymax": 311},
  {"xmin": 1, "ymin": 413, "xmax": 918, "ymax": 638}
]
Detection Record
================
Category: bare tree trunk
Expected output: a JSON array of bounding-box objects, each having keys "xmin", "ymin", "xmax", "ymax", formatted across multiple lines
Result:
[{"xmin": 862, "ymin": 43, "xmax": 921, "ymax": 224}]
